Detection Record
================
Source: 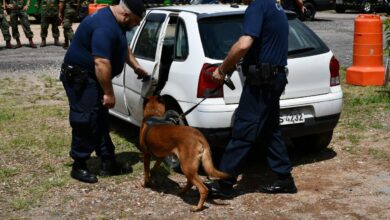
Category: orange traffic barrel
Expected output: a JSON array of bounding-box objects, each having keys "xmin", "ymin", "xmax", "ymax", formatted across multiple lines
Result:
[
  {"xmin": 88, "ymin": 4, "xmax": 109, "ymax": 15},
  {"xmin": 346, "ymin": 14, "xmax": 385, "ymax": 86}
]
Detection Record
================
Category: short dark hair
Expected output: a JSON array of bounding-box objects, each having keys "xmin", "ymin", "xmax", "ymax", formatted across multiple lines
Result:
[{"xmin": 122, "ymin": 0, "xmax": 146, "ymax": 19}]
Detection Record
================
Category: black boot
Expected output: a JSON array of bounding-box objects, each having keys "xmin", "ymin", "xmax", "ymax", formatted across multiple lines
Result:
[
  {"xmin": 205, "ymin": 181, "xmax": 234, "ymax": 199},
  {"xmin": 99, "ymin": 157, "xmax": 121, "ymax": 176},
  {"xmin": 71, "ymin": 160, "xmax": 98, "ymax": 183},
  {"xmin": 259, "ymin": 174, "xmax": 297, "ymax": 194},
  {"xmin": 28, "ymin": 37, "xmax": 37, "ymax": 48}
]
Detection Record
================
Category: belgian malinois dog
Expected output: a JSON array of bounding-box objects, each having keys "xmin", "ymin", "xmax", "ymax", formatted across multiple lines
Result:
[{"xmin": 139, "ymin": 96, "xmax": 229, "ymax": 211}]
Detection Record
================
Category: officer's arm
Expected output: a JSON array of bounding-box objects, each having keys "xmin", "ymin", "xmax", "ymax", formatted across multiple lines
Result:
[
  {"xmin": 217, "ymin": 35, "xmax": 253, "ymax": 77},
  {"xmin": 94, "ymin": 57, "xmax": 116, "ymax": 108},
  {"xmin": 126, "ymin": 47, "xmax": 149, "ymax": 79}
]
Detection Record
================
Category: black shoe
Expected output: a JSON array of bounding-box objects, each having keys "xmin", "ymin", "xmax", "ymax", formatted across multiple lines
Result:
[
  {"xmin": 99, "ymin": 158, "xmax": 122, "ymax": 176},
  {"xmin": 71, "ymin": 161, "xmax": 98, "ymax": 183},
  {"xmin": 259, "ymin": 177, "xmax": 297, "ymax": 194},
  {"xmin": 205, "ymin": 181, "xmax": 234, "ymax": 199}
]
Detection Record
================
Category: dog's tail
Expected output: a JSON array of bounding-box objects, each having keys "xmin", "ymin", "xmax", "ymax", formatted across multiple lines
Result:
[{"xmin": 201, "ymin": 141, "xmax": 230, "ymax": 180}]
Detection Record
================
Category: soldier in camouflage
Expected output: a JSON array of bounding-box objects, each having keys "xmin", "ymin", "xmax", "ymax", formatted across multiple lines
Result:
[
  {"xmin": 59, "ymin": 0, "xmax": 78, "ymax": 49},
  {"xmin": 7, "ymin": 0, "xmax": 37, "ymax": 48},
  {"xmin": 1, "ymin": 0, "xmax": 14, "ymax": 48},
  {"xmin": 35, "ymin": 0, "xmax": 61, "ymax": 47}
]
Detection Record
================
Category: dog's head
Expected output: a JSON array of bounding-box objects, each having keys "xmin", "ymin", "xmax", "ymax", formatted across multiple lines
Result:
[{"xmin": 143, "ymin": 95, "xmax": 166, "ymax": 119}]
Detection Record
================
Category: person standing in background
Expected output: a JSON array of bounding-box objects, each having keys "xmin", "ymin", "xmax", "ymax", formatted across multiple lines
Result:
[
  {"xmin": 1, "ymin": 0, "xmax": 14, "ymax": 48},
  {"xmin": 35, "ymin": 0, "xmax": 62, "ymax": 47},
  {"xmin": 7, "ymin": 0, "xmax": 37, "ymax": 48}
]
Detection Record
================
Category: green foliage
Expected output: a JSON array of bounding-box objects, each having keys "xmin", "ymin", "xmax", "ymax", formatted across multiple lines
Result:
[{"xmin": 384, "ymin": 18, "xmax": 390, "ymax": 57}]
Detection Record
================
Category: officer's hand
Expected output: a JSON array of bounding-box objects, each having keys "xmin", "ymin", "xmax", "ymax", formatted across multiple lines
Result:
[
  {"xmin": 23, "ymin": 5, "xmax": 28, "ymax": 11},
  {"xmin": 212, "ymin": 67, "xmax": 225, "ymax": 85},
  {"xmin": 134, "ymin": 66, "xmax": 150, "ymax": 81},
  {"xmin": 102, "ymin": 94, "xmax": 115, "ymax": 109}
]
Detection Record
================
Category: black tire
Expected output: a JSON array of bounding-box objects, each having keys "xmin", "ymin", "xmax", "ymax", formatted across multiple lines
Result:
[
  {"xmin": 303, "ymin": 2, "xmax": 316, "ymax": 21},
  {"xmin": 335, "ymin": 5, "xmax": 346, "ymax": 13},
  {"xmin": 361, "ymin": 1, "xmax": 373, "ymax": 13},
  {"xmin": 292, "ymin": 130, "xmax": 334, "ymax": 152}
]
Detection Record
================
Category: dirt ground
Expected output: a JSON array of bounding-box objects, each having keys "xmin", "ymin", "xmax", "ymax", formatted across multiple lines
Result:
[{"xmin": 0, "ymin": 20, "xmax": 390, "ymax": 219}]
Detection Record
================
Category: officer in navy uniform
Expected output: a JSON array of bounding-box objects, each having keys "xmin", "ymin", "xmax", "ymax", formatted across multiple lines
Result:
[
  {"xmin": 208, "ymin": 0, "xmax": 297, "ymax": 197},
  {"xmin": 60, "ymin": 0, "xmax": 148, "ymax": 183}
]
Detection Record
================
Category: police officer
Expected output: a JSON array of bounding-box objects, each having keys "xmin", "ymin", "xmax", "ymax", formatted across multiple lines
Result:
[
  {"xmin": 58, "ymin": 0, "xmax": 77, "ymax": 49},
  {"xmin": 1, "ymin": 0, "xmax": 14, "ymax": 48},
  {"xmin": 208, "ymin": 0, "xmax": 297, "ymax": 197},
  {"xmin": 35, "ymin": 0, "xmax": 61, "ymax": 47},
  {"xmin": 61, "ymin": 0, "xmax": 148, "ymax": 183},
  {"xmin": 7, "ymin": 0, "xmax": 37, "ymax": 48}
]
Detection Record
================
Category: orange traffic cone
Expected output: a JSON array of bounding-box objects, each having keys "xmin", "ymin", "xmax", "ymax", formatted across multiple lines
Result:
[
  {"xmin": 88, "ymin": 4, "xmax": 109, "ymax": 15},
  {"xmin": 346, "ymin": 14, "xmax": 385, "ymax": 86}
]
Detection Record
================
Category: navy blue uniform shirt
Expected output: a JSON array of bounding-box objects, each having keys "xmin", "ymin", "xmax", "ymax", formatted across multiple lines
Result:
[
  {"xmin": 242, "ymin": 0, "xmax": 289, "ymax": 66},
  {"xmin": 64, "ymin": 7, "xmax": 128, "ymax": 77}
]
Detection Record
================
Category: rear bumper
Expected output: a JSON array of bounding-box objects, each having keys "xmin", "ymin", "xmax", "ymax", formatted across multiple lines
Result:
[{"xmin": 197, "ymin": 113, "xmax": 340, "ymax": 148}]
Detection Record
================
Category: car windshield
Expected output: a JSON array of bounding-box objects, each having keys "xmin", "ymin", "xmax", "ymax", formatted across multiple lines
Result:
[{"xmin": 198, "ymin": 15, "xmax": 329, "ymax": 60}]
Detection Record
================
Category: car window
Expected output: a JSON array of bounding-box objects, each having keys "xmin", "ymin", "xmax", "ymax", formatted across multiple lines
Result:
[
  {"xmin": 175, "ymin": 19, "xmax": 188, "ymax": 60},
  {"xmin": 134, "ymin": 13, "xmax": 166, "ymax": 60},
  {"xmin": 287, "ymin": 19, "xmax": 329, "ymax": 58},
  {"xmin": 126, "ymin": 26, "xmax": 138, "ymax": 45},
  {"xmin": 198, "ymin": 15, "xmax": 242, "ymax": 60},
  {"xmin": 198, "ymin": 15, "xmax": 329, "ymax": 59}
]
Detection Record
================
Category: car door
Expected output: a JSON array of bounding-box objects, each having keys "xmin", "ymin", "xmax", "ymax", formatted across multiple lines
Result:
[
  {"xmin": 111, "ymin": 27, "xmax": 139, "ymax": 117},
  {"xmin": 123, "ymin": 11, "xmax": 170, "ymax": 126}
]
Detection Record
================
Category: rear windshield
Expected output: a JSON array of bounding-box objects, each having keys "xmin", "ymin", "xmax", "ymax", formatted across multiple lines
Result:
[{"xmin": 198, "ymin": 15, "xmax": 329, "ymax": 60}]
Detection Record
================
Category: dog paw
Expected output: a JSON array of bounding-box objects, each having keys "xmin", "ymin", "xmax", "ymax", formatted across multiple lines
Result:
[{"xmin": 190, "ymin": 206, "xmax": 203, "ymax": 212}]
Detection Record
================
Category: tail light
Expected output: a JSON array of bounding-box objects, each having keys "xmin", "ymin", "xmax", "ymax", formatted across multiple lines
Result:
[
  {"xmin": 197, "ymin": 64, "xmax": 223, "ymax": 98},
  {"xmin": 330, "ymin": 56, "xmax": 340, "ymax": 86}
]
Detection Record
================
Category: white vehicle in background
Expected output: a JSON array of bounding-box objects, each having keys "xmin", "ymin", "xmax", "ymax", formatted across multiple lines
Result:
[{"xmin": 109, "ymin": 5, "xmax": 343, "ymax": 152}]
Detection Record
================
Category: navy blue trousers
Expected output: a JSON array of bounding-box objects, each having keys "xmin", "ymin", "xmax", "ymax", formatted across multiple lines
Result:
[
  {"xmin": 60, "ymin": 73, "xmax": 115, "ymax": 161},
  {"xmin": 219, "ymin": 73, "xmax": 292, "ymax": 186}
]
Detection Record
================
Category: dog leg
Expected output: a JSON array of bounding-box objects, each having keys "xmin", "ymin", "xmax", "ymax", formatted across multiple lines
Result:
[
  {"xmin": 182, "ymin": 165, "xmax": 208, "ymax": 212},
  {"xmin": 150, "ymin": 158, "xmax": 163, "ymax": 175},
  {"xmin": 190, "ymin": 175, "xmax": 208, "ymax": 212},
  {"xmin": 179, "ymin": 180, "xmax": 193, "ymax": 195},
  {"xmin": 142, "ymin": 153, "xmax": 151, "ymax": 188}
]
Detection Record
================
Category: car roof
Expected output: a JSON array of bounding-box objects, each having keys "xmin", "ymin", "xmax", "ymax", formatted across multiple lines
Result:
[
  {"xmin": 151, "ymin": 4, "xmax": 247, "ymax": 15},
  {"xmin": 149, "ymin": 4, "xmax": 296, "ymax": 19}
]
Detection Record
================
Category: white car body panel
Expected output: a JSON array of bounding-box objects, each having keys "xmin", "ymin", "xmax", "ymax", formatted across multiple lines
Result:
[{"xmin": 109, "ymin": 5, "xmax": 343, "ymax": 140}]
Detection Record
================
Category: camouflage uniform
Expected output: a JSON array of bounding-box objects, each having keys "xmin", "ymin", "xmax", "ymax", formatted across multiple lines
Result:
[
  {"xmin": 9, "ymin": 0, "xmax": 34, "ymax": 40},
  {"xmin": 59, "ymin": 0, "xmax": 78, "ymax": 47},
  {"xmin": 37, "ymin": 0, "xmax": 60, "ymax": 39},
  {"xmin": 0, "ymin": 0, "xmax": 12, "ymax": 44}
]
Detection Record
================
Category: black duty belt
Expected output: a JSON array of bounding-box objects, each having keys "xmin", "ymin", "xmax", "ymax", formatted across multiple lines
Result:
[
  {"xmin": 61, "ymin": 63, "xmax": 93, "ymax": 78},
  {"xmin": 242, "ymin": 63, "xmax": 288, "ymax": 76}
]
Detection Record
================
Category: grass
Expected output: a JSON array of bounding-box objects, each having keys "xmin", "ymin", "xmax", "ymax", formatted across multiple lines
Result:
[
  {"xmin": 338, "ymin": 69, "xmax": 390, "ymax": 146},
  {"xmin": 0, "ymin": 75, "xmax": 143, "ymax": 214},
  {"xmin": 0, "ymin": 71, "xmax": 389, "ymax": 215}
]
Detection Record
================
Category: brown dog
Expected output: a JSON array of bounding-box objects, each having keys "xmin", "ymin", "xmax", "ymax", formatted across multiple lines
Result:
[{"xmin": 139, "ymin": 96, "xmax": 229, "ymax": 212}]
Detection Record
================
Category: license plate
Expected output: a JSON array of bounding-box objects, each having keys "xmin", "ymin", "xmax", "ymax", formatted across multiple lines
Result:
[{"xmin": 280, "ymin": 112, "xmax": 305, "ymax": 125}]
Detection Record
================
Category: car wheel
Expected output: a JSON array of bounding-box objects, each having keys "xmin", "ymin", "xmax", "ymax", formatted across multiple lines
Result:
[
  {"xmin": 303, "ymin": 2, "xmax": 316, "ymax": 21},
  {"xmin": 335, "ymin": 4, "xmax": 346, "ymax": 13},
  {"xmin": 361, "ymin": 1, "xmax": 373, "ymax": 13},
  {"xmin": 292, "ymin": 130, "xmax": 334, "ymax": 152}
]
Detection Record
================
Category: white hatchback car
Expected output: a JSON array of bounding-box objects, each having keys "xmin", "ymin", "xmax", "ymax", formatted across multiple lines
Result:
[{"xmin": 110, "ymin": 5, "xmax": 343, "ymax": 151}]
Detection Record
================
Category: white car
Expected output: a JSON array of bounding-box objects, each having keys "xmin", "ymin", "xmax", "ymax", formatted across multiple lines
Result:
[{"xmin": 110, "ymin": 5, "xmax": 343, "ymax": 151}]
